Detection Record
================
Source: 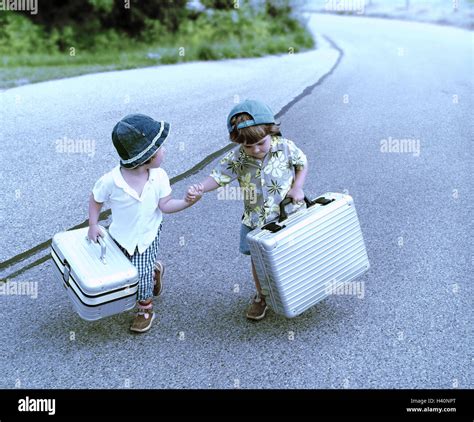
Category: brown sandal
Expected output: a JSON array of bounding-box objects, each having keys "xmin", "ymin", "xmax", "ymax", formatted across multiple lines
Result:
[{"xmin": 153, "ymin": 261, "xmax": 165, "ymax": 296}]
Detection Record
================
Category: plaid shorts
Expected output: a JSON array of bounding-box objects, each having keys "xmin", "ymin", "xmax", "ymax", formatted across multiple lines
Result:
[{"xmin": 115, "ymin": 227, "xmax": 161, "ymax": 302}]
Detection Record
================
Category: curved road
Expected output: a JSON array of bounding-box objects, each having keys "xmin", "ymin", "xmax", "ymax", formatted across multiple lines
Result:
[{"xmin": 0, "ymin": 14, "xmax": 472, "ymax": 389}]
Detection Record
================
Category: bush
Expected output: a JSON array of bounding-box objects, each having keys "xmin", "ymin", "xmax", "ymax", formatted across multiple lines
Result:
[
  {"xmin": 5, "ymin": 0, "xmax": 312, "ymax": 56},
  {"xmin": 1, "ymin": 0, "xmax": 314, "ymax": 87},
  {"xmin": 200, "ymin": 0, "xmax": 236, "ymax": 9},
  {"xmin": 0, "ymin": 12, "xmax": 53, "ymax": 55},
  {"xmin": 21, "ymin": 0, "xmax": 189, "ymax": 36}
]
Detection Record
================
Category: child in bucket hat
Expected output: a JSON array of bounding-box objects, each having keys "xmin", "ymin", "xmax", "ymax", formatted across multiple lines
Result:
[
  {"xmin": 88, "ymin": 114, "xmax": 201, "ymax": 333},
  {"xmin": 186, "ymin": 99, "xmax": 308, "ymax": 321}
]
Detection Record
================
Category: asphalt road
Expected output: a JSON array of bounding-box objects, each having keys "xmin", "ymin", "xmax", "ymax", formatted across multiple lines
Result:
[
  {"xmin": 0, "ymin": 14, "xmax": 472, "ymax": 389},
  {"xmin": 0, "ymin": 34, "xmax": 338, "ymax": 264}
]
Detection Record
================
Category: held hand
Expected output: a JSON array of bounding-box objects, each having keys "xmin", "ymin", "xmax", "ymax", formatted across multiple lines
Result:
[
  {"xmin": 286, "ymin": 187, "xmax": 305, "ymax": 204},
  {"xmin": 184, "ymin": 191, "xmax": 200, "ymax": 204},
  {"xmin": 87, "ymin": 224, "xmax": 104, "ymax": 243},
  {"xmin": 185, "ymin": 183, "xmax": 204, "ymax": 203},
  {"xmin": 185, "ymin": 186, "xmax": 196, "ymax": 203}
]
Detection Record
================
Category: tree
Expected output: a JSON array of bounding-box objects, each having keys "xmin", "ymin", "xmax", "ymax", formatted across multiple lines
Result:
[{"xmin": 19, "ymin": 0, "xmax": 189, "ymax": 36}]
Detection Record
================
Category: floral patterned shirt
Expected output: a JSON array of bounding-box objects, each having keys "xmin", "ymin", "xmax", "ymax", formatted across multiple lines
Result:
[{"xmin": 210, "ymin": 136, "xmax": 308, "ymax": 229}]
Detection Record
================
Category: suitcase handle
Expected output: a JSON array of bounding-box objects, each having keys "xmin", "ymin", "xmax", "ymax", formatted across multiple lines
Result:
[
  {"xmin": 278, "ymin": 195, "xmax": 335, "ymax": 222},
  {"xmin": 278, "ymin": 196, "xmax": 314, "ymax": 222},
  {"xmin": 97, "ymin": 237, "xmax": 107, "ymax": 264},
  {"xmin": 86, "ymin": 235, "xmax": 107, "ymax": 264}
]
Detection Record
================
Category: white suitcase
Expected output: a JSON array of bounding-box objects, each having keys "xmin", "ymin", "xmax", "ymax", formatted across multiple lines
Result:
[
  {"xmin": 247, "ymin": 193, "xmax": 370, "ymax": 318},
  {"xmin": 51, "ymin": 226, "xmax": 138, "ymax": 321}
]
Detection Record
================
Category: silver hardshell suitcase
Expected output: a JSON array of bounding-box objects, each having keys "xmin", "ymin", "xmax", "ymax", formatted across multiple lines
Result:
[
  {"xmin": 51, "ymin": 226, "xmax": 138, "ymax": 321},
  {"xmin": 247, "ymin": 193, "xmax": 370, "ymax": 318}
]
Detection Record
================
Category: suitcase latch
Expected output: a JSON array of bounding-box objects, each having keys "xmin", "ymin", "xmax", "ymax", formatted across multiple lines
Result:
[
  {"xmin": 63, "ymin": 261, "xmax": 71, "ymax": 286},
  {"xmin": 314, "ymin": 197, "xmax": 335, "ymax": 206},
  {"xmin": 262, "ymin": 222, "xmax": 285, "ymax": 233}
]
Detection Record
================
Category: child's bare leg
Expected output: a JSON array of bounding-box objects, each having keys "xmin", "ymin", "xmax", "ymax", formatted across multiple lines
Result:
[
  {"xmin": 251, "ymin": 258, "xmax": 262, "ymax": 294},
  {"xmin": 247, "ymin": 259, "xmax": 268, "ymax": 320}
]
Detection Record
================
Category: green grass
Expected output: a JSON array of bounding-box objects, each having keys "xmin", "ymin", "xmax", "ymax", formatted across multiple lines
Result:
[
  {"xmin": 0, "ymin": 10, "xmax": 314, "ymax": 89},
  {"xmin": 0, "ymin": 50, "xmax": 168, "ymax": 88}
]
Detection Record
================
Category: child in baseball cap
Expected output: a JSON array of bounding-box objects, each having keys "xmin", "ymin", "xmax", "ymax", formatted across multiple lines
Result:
[
  {"xmin": 88, "ymin": 114, "xmax": 201, "ymax": 333},
  {"xmin": 186, "ymin": 100, "xmax": 308, "ymax": 321}
]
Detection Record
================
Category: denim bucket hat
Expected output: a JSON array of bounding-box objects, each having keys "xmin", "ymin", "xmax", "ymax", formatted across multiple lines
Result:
[
  {"xmin": 227, "ymin": 99, "xmax": 276, "ymax": 133},
  {"xmin": 112, "ymin": 114, "xmax": 170, "ymax": 169}
]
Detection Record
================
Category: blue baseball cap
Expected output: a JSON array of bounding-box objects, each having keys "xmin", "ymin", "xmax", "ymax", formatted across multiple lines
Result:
[{"xmin": 227, "ymin": 99, "xmax": 276, "ymax": 133}]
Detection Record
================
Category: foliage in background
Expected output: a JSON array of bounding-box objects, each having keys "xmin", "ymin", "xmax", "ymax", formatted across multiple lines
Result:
[
  {"xmin": 0, "ymin": 0, "xmax": 313, "ymax": 88},
  {"xmin": 16, "ymin": 0, "xmax": 189, "ymax": 37}
]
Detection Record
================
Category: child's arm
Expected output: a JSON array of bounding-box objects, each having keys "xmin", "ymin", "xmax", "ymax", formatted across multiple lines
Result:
[
  {"xmin": 197, "ymin": 176, "xmax": 220, "ymax": 193},
  {"xmin": 185, "ymin": 176, "xmax": 220, "ymax": 202},
  {"xmin": 88, "ymin": 194, "xmax": 104, "ymax": 242},
  {"xmin": 287, "ymin": 164, "xmax": 308, "ymax": 203},
  {"xmin": 158, "ymin": 192, "xmax": 201, "ymax": 214}
]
